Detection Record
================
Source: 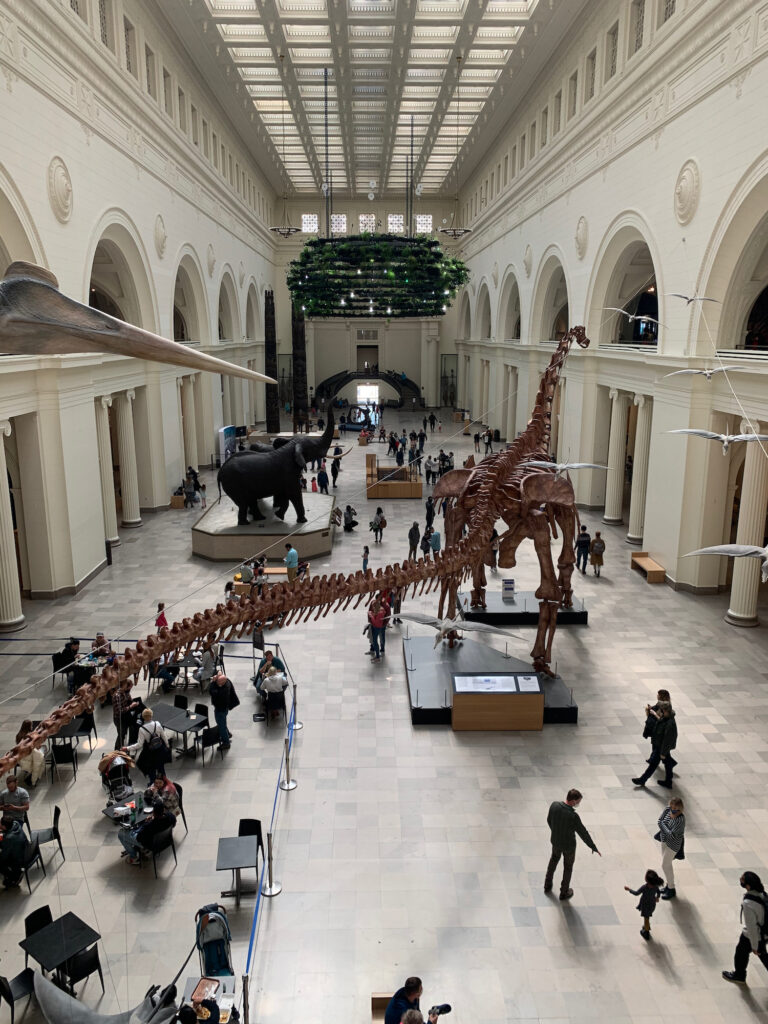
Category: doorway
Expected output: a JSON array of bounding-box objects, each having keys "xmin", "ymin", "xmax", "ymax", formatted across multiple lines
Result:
[
  {"xmin": 357, "ymin": 384, "xmax": 379, "ymax": 406},
  {"xmin": 357, "ymin": 345, "xmax": 378, "ymax": 371}
]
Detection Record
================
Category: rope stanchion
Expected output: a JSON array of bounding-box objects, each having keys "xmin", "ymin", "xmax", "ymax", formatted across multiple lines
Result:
[
  {"xmin": 291, "ymin": 681, "xmax": 304, "ymax": 731},
  {"xmin": 279, "ymin": 737, "xmax": 297, "ymax": 791},
  {"xmin": 262, "ymin": 831, "xmax": 282, "ymax": 897},
  {"xmin": 242, "ymin": 974, "xmax": 250, "ymax": 1024}
]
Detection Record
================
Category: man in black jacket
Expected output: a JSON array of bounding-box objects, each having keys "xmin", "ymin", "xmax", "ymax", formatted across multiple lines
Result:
[
  {"xmin": 632, "ymin": 702, "xmax": 677, "ymax": 789},
  {"xmin": 118, "ymin": 801, "xmax": 176, "ymax": 865},
  {"xmin": 209, "ymin": 672, "xmax": 238, "ymax": 750},
  {"xmin": 544, "ymin": 789, "xmax": 601, "ymax": 901},
  {"xmin": 384, "ymin": 978, "xmax": 438, "ymax": 1024}
]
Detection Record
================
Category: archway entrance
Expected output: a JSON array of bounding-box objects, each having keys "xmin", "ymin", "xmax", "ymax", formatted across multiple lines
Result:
[{"xmin": 745, "ymin": 284, "xmax": 768, "ymax": 349}]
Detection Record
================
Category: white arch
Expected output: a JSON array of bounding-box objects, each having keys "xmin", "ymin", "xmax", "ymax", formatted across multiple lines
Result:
[
  {"xmin": 82, "ymin": 208, "xmax": 159, "ymax": 331},
  {"xmin": 474, "ymin": 279, "xmax": 493, "ymax": 339},
  {"xmin": 245, "ymin": 278, "xmax": 262, "ymax": 340},
  {"xmin": 496, "ymin": 265, "xmax": 522, "ymax": 341},
  {"xmin": 530, "ymin": 244, "xmax": 571, "ymax": 342},
  {"xmin": 171, "ymin": 244, "xmax": 211, "ymax": 344},
  {"xmin": 0, "ymin": 161, "xmax": 47, "ymax": 270},
  {"xmin": 695, "ymin": 151, "xmax": 768, "ymax": 353},
  {"xmin": 584, "ymin": 211, "xmax": 663, "ymax": 348},
  {"xmin": 216, "ymin": 265, "xmax": 241, "ymax": 342},
  {"xmin": 457, "ymin": 290, "xmax": 472, "ymax": 340}
]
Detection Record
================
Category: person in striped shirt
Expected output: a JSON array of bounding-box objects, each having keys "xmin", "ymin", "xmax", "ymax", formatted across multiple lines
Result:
[{"xmin": 657, "ymin": 797, "xmax": 685, "ymax": 900}]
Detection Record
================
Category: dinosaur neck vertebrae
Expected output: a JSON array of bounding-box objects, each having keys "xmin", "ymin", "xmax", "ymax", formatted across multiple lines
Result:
[{"xmin": 0, "ymin": 327, "xmax": 588, "ymax": 774}]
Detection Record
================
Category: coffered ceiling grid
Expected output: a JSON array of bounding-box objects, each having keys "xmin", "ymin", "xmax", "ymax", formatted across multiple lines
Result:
[{"xmin": 205, "ymin": 0, "xmax": 545, "ymax": 196}]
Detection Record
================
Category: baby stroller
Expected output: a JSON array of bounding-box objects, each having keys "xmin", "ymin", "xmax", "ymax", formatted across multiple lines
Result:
[{"xmin": 195, "ymin": 903, "xmax": 234, "ymax": 976}]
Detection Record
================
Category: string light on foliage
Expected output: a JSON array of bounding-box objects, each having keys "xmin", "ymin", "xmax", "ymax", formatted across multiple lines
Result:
[{"xmin": 286, "ymin": 234, "xmax": 469, "ymax": 318}]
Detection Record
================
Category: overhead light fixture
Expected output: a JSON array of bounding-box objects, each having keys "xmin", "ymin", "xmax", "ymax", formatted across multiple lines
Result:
[
  {"xmin": 269, "ymin": 55, "xmax": 300, "ymax": 239},
  {"xmin": 439, "ymin": 54, "xmax": 472, "ymax": 240}
]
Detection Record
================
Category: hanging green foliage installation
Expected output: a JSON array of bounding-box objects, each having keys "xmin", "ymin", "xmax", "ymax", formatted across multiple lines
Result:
[{"xmin": 286, "ymin": 234, "xmax": 469, "ymax": 318}]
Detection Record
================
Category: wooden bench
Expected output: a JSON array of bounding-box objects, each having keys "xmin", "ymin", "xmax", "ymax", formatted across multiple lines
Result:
[
  {"xmin": 630, "ymin": 551, "xmax": 665, "ymax": 584},
  {"xmin": 371, "ymin": 993, "xmax": 390, "ymax": 1023}
]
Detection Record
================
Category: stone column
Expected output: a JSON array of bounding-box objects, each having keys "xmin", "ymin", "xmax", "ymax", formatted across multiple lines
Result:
[
  {"xmin": 248, "ymin": 363, "xmax": 257, "ymax": 425},
  {"xmin": 0, "ymin": 422, "xmax": 24, "ymax": 631},
  {"xmin": 626, "ymin": 394, "xmax": 653, "ymax": 544},
  {"xmin": 94, "ymin": 396, "xmax": 120, "ymax": 546},
  {"xmin": 222, "ymin": 375, "xmax": 232, "ymax": 425},
  {"xmin": 232, "ymin": 375, "xmax": 245, "ymax": 427},
  {"xmin": 603, "ymin": 388, "xmax": 630, "ymax": 524},
  {"xmin": 115, "ymin": 390, "xmax": 142, "ymax": 528},
  {"xmin": 726, "ymin": 426, "xmax": 768, "ymax": 627},
  {"xmin": 181, "ymin": 376, "xmax": 199, "ymax": 471}
]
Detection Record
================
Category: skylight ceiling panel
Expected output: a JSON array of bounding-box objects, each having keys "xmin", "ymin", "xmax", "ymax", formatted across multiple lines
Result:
[
  {"xmin": 407, "ymin": 47, "xmax": 450, "ymax": 62},
  {"xmin": 220, "ymin": 26, "xmax": 268, "ymax": 44},
  {"xmin": 414, "ymin": 0, "xmax": 466, "ymax": 18},
  {"xmin": 411, "ymin": 24, "xmax": 459, "ymax": 41},
  {"xmin": 475, "ymin": 23, "xmax": 523, "ymax": 41},
  {"xmin": 290, "ymin": 47, "xmax": 334, "ymax": 61},
  {"xmin": 242, "ymin": 67, "xmax": 282, "ymax": 79},
  {"xmin": 283, "ymin": 23, "xmax": 332, "ymax": 40},
  {"xmin": 350, "ymin": 48, "xmax": 391, "ymax": 62},
  {"xmin": 231, "ymin": 49, "xmax": 274, "ymax": 63},
  {"xmin": 276, "ymin": 0, "xmax": 328, "ymax": 14},
  {"xmin": 348, "ymin": 24, "xmax": 395, "ymax": 40},
  {"xmin": 465, "ymin": 47, "xmax": 508, "ymax": 64},
  {"xmin": 401, "ymin": 84, "xmax": 440, "ymax": 99},
  {"xmin": 348, "ymin": 0, "xmax": 396, "ymax": 13}
]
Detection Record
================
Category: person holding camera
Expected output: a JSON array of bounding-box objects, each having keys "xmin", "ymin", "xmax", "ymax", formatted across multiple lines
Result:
[{"xmin": 384, "ymin": 978, "xmax": 446, "ymax": 1024}]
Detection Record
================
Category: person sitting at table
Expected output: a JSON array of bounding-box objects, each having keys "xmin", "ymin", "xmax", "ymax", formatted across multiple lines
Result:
[
  {"xmin": 0, "ymin": 774, "xmax": 30, "ymax": 824},
  {"xmin": 193, "ymin": 641, "xmax": 216, "ymax": 691},
  {"xmin": 0, "ymin": 814, "xmax": 30, "ymax": 888},
  {"xmin": 15, "ymin": 720, "xmax": 45, "ymax": 787},
  {"xmin": 149, "ymin": 772, "xmax": 180, "ymax": 818},
  {"xmin": 126, "ymin": 709, "xmax": 170, "ymax": 782},
  {"xmin": 176, "ymin": 999, "xmax": 220, "ymax": 1024},
  {"xmin": 239, "ymin": 560, "xmax": 255, "ymax": 584},
  {"xmin": 149, "ymin": 651, "xmax": 180, "ymax": 695},
  {"xmin": 62, "ymin": 637, "xmax": 80, "ymax": 695},
  {"xmin": 118, "ymin": 799, "xmax": 176, "ymax": 866},
  {"xmin": 254, "ymin": 650, "xmax": 285, "ymax": 692},
  {"xmin": 91, "ymin": 631, "xmax": 114, "ymax": 656},
  {"xmin": 260, "ymin": 665, "xmax": 288, "ymax": 696}
]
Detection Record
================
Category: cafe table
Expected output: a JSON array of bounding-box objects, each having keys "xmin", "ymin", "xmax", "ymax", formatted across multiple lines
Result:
[
  {"xmin": 216, "ymin": 836, "xmax": 260, "ymax": 907},
  {"xmin": 19, "ymin": 911, "xmax": 100, "ymax": 990}
]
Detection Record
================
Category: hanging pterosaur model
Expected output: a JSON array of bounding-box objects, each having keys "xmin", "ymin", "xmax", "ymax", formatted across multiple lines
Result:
[
  {"xmin": 667, "ymin": 428, "xmax": 768, "ymax": 454},
  {"xmin": 400, "ymin": 611, "xmax": 524, "ymax": 649},
  {"xmin": 602, "ymin": 306, "xmax": 665, "ymax": 330},
  {"xmin": 662, "ymin": 366, "xmax": 742, "ymax": 380},
  {"xmin": 520, "ymin": 460, "xmax": 608, "ymax": 481},
  {"xmin": 0, "ymin": 262, "xmax": 275, "ymax": 383},
  {"xmin": 684, "ymin": 544, "xmax": 768, "ymax": 583}
]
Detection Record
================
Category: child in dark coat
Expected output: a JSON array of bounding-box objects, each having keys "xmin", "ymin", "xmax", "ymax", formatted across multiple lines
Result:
[{"xmin": 625, "ymin": 869, "xmax": 664, "ymax": 940}]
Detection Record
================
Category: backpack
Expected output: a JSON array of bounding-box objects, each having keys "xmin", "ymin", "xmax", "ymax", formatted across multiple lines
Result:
[
  {"xmin": 592, "ymin": 539, "xmax": 605, "ymax": 555},
  {"xmin": 143, "ymin": 725, "xmax": 167, "ymax": 754},
  {"xmin": 744, "ymin": 892, "xmax": 768, "ymax": 940}
]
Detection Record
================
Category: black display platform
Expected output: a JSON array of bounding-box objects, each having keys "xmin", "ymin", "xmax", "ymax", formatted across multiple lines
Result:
[
  {"xmin": 458, "ymin": 589, "xmax": 588, "ymax": 626},
  {"xmin": 402, "ymin": 635, "xmax": 578, "ymax": 726}
]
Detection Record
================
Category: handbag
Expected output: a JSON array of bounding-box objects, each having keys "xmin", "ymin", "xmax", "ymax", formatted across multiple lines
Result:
[{"xmin": 379, "ymin": 516, "xmax": 387, "ymax": 529}]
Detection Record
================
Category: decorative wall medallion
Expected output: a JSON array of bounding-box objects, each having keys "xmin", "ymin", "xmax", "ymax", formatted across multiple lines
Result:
[
  {"xmin": 154, "ymin": 215, "xmax": 167, "ymax": 258},
  {"xmin": 575, "ymin": 216, "xmax": 588, "ymax": 260},
  {"xmin": 238, "ymin": 261, "xmax": 245, "ymax": 287},
  {"xmin": 47, "ymin": 157, "xmax": 73, "ymax": 223},
  {"xmin": 523, "ymin": 245, "xmax": 532, "ymax": 278},
  {"xmin": 674, "ymin": 159, "xmax": 700, "ymax": 225},
  {"xmin": 206, "ymin": 244, "xmax": 216, "ymax": 278}
]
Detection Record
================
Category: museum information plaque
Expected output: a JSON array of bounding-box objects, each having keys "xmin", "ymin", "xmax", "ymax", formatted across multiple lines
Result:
[{"xmin": 451, "ymin": 672, "xmax": 544, "ymax": 731}]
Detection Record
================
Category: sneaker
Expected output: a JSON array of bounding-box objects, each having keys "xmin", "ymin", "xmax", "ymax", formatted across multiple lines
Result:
[
  {"xmin": 721, "ymin": 971, "xmax": 746, "ymax": 984},
  {"xmin": 631, "ymin": 778, "xmax": 646, "ymax": 787},
  {"xmin": 640, "ymin": 929, "xmax": 650, "ymax": 941},
  {"xmin": 657, "ymin": 780, "xmax": 673, "ymax": 789},
  {"xmin": 661, "ymin": 888, "xmax": 676, "ymax": 900},
  {"xmin": 127, "ymin": 857, "xmax": 141, "ymax": 866},
  {"xmin": 544, "ymin": 884, "xmax": 553, "ymax": 893},
  {"xmin": 559, "ymin": 889, "xmax": 574, "ymax": 901}
]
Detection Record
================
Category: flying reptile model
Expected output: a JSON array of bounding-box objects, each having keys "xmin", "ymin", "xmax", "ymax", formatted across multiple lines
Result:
[
  {"xmin": 0, "ymin": 261, "xmax": 275, "ymax": 383},
  {"xmin": 666, "ymin": 292, "xmax": 721, "ymax": 305},
  {"xmin": 520, "ymin": 460, "xmax": 608, "ymax": 481},
  {"xmin": 602, "ymin": 307, "xmax": 665, "ymax": 329},
  {"xmin": 400, "ymin": 611, "xmax": 524, "ymax": 649},
  {"xmin": 667, "ymin": 428, "xmax": 768, "ymax": 455},
  {"xmin": 684, "ymin": 544, "xmax": 768, "ymax": 583},
  {"xmin": 662, "ymin": 366, "xmax": 742, "ymax": 380}
]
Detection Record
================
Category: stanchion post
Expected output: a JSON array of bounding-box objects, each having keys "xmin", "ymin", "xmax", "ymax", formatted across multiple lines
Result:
[
  {"xmin": 291, "ymin": 681, "xmax": 304, "ymax": 731},
  {"xmin": 262, "ymin": 831, "xmax": 282, "ymax": 897},
  {"xmin": 242, "ymin": 974, "xmax": 249, "ymax": 1024},
  {"xmin": 279, "ymin": 737, "xmax": 297, "ymax": 791}
]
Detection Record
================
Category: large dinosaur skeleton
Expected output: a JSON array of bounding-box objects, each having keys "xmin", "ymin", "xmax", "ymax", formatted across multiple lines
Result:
[{"xmin": 0, "ymin": 326, "xmax": 588, "ymax": 774}]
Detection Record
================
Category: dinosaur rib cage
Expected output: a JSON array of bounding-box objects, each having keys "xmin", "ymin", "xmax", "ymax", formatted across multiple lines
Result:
[{"xmin": 0, "ymin": 327, "xmax": 588, "ymax": 775}]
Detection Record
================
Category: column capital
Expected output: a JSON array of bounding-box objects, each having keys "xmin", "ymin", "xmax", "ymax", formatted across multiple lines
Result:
[
  {"xmin": 633, "ymin": 393, "xmax": 647, "ymax": 408},
  {"xmin": 609, "ymin": 387, "xmax": 620, "ymax": 401},
  {"xmin": 98, "ymin": 394, "xmax": 112, "ymax": 409},
  {"xmin": 740, "ymin": 417, "xmax": 760, "ymax": 434},
  {"xmin": 176, "ymin": 377, "xmax": 185, "ymax": 391},
  {"xmin": 124, "ymin": 389, "xmax": 135, "ymax": 404},
  {"xmin": 0, "ymin": 421, "xmax": 11, "ymax": 438}
]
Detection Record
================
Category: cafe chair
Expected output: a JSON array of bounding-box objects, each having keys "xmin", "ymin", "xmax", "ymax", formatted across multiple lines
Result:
[
  {"xmin": 23, "ymin": 905, "xmax": 53, "ymax": 969},
  {"xmin": 237, "ymin": 818, "xmax": 265, "ymax": 875},
  {"xmin": 264, "ymin": 689, "xmax": 287, "ymax": 728},
  {"xmin": 21, "ymin": 836, "xmax": 46, "ymax": 894},
  {"xmin": 194, "ymin": 703, "xmax": 209, "ymax": 723},
  {"xmin": 173, "ymin": 782, "xmax": 189, "ymax": 834},
  {"xmin": 31, "ymin": 805, "xmax": 65, "ymax": 863},
  {"xmin": 49, "ymin": 743, "xmax": 78, "ymax": 783},
  {"xmin": 199, "ymin": 726, "xmax": 224, "ymax": 765},
  {"xmin": 140, "ymin": 826, "xmax": 177, "ymax": 878},
  {"xmin": 74, "ymin": 711, "xmax": 97, "ymax": 751},
  {"xmin": 61, "ymin": 944, "xmax": 104, "ymax": 996},
  {"xmin": 173, "ymin": 694, "xmax": 188, "ymax": 711},
  {"xmin": 0, "ymin": 969, "xmax": 35, "ymax": 1024},
  {"xmin": 50, "ymin": 651, "xmax": 68, "ymax": 689}
]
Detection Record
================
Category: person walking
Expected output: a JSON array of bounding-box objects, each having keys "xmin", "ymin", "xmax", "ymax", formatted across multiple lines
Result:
[
  {"xmin": 484, "ymin": 428, "xmax": 493, "ymax": 454},
  {"xmin": 632, "ymin": 701, "xmax": 677, "ymax": 788},
  {"xmin": 473, "ymin": 431, "xmax": 481, "ymax": 453},
  {"xmin": 544, "ymin": 788, "xmax": 601, "ymax": 901},
  {"xmin": 317, "ymin": 465, "xmax": 329, "ymax": 494},
  {"xmin": 425, "ymin": 496, "xmax": 435, "ymax": 529},
  {"xmin": 418, "ymin": 428, "xmax": 427, "ymax": 452},
  {"xmin": 367, "ymin": 599, "xmax": 386, "ymax": 661},
  {"xmin": 209, "ymin": 671, "xmax": 239, "ymax": 750},
  {"xmin": 408, "ymin": 522, "xmax": 420, "ymax": 561},
  {"xmin": 429, "ymin": 527, "xmax": 441, "ymax": 555},
  {"xmin": 371, "ymin": 507, "xmax": 386, "ymax": 543},
  {"xmin": 155, "ymin": 602, "xmax": 168, "ymax": 630},
  {"xmin": 284, "ymin": 543, "xmax": 299, "ymax": 582},
  {"xmin": 574, "ymin": 526, "xmax": 591, "ymax": 575},
  {"xmin": 643, "ymin": 688, "xmax": 671, "ymax": 756},
  {"xmin": 589, "ymin": 531, "xmax": 605, "ymax": 576},
  {"xmin": 310, "ymin": 476, "xmax": 318, "ymax": 493},
  {"xmin": 428, "ymin": 412, "xmax": 436, "ymax": 432},
  {"xmin": 362, "ymin": 545, "xmax": 369, "ymax": 573},
  {"xmin": 654, "ymin": 796, "xmax": 686, "ymax": 901},
  {"xmin": 200, "ymin": 483, "xmax": 207, "ymax": 509},
  {"xmin": 722, "ymin": 870, "xmax": 768, "ymax": 984},
  {"xmin": 489, "ymin": 528, "xmax": 500, "ymax": 571},
  {"xmin": 625, "ymin": 869, "xmax": 664, "ymax": 941},
  {"xmin": 330, "ymin": 457, "xmax": 340, "ymax": 488}
]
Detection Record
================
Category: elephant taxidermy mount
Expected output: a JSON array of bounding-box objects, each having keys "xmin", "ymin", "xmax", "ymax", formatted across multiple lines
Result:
[
  {"xmin": 0, "ymin": 262, "xmax": 275, "ymax": 384},
  {"xmin": 218, "ymin": 410, "xmax": 351, "ymax": 524}
]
